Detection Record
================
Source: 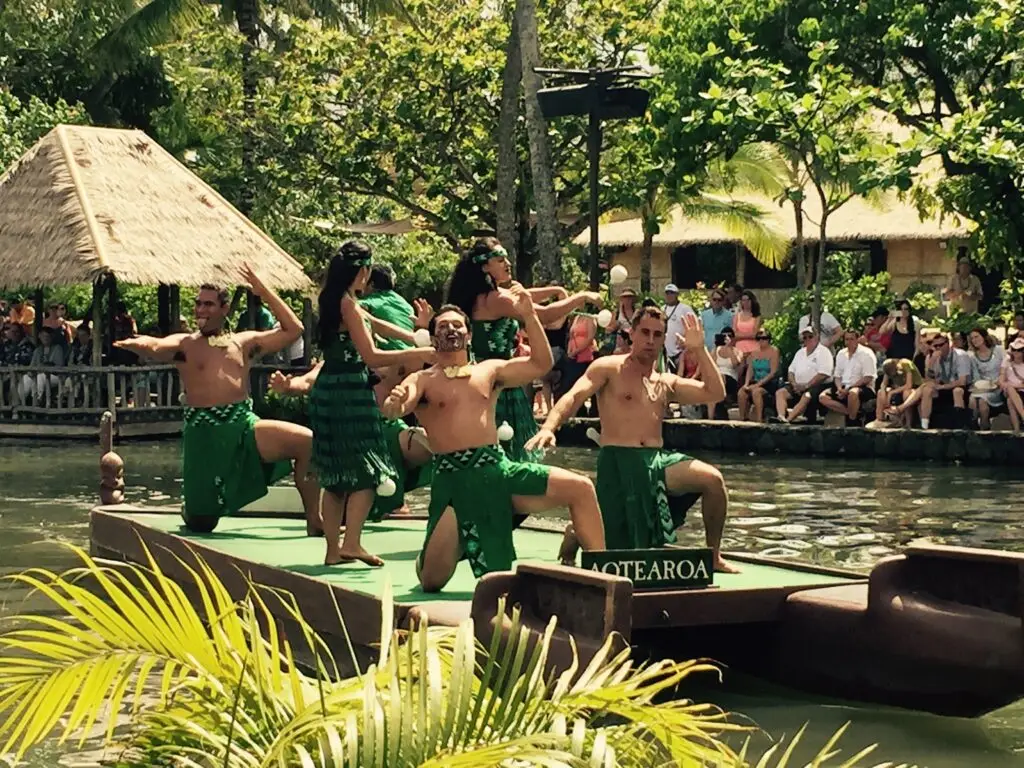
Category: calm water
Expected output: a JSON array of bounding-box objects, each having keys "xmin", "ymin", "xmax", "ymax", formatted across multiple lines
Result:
[{"xmin": 2, "ymin": 440, "xmax": 1024, "ymax": 766}]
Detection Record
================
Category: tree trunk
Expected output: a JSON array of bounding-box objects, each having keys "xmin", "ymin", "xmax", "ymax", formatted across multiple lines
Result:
[
  {"xmin": 516, "ymin": 0, "xmax": 560, "ymax": 284},
  {"xmin": 793, "ymin": 197, "xmax": 806, "ymax": 288},
  {"xmin": 812, "ymin": 208, "xmax": 829, "ymax": 335},
  {"xmin": 236, "ymin": 0, "xmax": 261, "ymax": 218},
  {"xmin": 496, "ymin": 17, "xmax": 522, "ymax": 267}
]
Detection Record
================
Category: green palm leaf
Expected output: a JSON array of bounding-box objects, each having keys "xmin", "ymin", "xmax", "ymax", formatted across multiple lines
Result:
[
  {"xmin": 1, "ymin": 543, "xmax": 915, "ymax": 767},
  {"xmin": 681, "ymin": 195, "xmax": 791, "ymax": 270}
]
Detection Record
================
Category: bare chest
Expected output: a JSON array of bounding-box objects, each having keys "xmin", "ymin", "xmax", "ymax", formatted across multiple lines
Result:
[
  {"xmin": 602, "ymin": 373, "xmax": 668, "ymax": 411},
  {"xmin": 181, "ymin": 339, "xmax": 247, "ymax": 375}
]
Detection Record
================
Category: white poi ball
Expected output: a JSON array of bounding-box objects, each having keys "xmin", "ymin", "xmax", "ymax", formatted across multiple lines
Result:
[
  {"xmin": 585, "ymin": 427, "xmax": 601, "ymax": 445},
  {"xmin": 377, "ymin": 477, "xmax": 397, "ymax": 497},
  {"xmin": 497, "ymin": 421, "xmax": 515, "ymax": 442},
  {"xmin": 413, "ymin": 328, "xmax": 432, "ymax": 347},
  {"xmin": 597, "ymin": 309, "xmax": 613, "ymax": 328},
  {"xmin": 609, "ymin": 264, "xmax": 628, "ymax": 285}
]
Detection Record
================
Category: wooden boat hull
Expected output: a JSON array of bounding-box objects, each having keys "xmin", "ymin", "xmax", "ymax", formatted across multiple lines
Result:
[{"xmin": 88, "ymin": 504, "xmax": 1024, "ymax": 716}]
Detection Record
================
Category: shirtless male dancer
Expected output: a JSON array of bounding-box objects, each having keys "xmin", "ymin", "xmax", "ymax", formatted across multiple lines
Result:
[
  {"xmin": 114, "ymin": 265, "xmax": 321, "ymax": 534},
  {"xmin": 527, "ymin": 306, "xmax": 739, "ymax": 573},
  {"xmin": 380, "ymin": 286, "xmax": 606, "ymax": 592}
]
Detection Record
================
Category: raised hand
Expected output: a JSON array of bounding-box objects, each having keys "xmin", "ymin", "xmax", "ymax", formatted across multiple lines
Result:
[
  {"xmin": 268, "ymin": 370, "xmax": 292, "ymax": 395},
  {"xmin": 508, "ymin": 282, "xmax": 534, "ymax": 315},
  {"xmin": 381, "ymin": 383, "xmax": 409, "ymax": 419},
  {"xmin": 525, "ymin": 428, "xmax": 556, "ymax": 451},
  {"xmin": 679, "ymin": 313, "xmax": 705, "ymax": 351},
  {"xmin": 413, "ymin": 298, "xmax": 434, "ymax": 330},
  {"xmin": 241, "ymin": 262, "xmax": 268, "ymax": 297}
]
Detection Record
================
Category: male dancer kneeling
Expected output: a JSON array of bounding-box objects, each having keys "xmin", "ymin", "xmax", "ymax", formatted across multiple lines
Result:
[
  {"xmin": 380, "ymin": 286, "xmax": 605, "ymax": 591},
  {"xmin": 527, "ymin": 306, "xmax": 739, "ymax": 573}
]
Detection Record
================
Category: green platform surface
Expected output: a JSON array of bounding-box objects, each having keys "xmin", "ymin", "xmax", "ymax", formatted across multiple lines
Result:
[{"xmin": 122, "ymin": 513, "xmax": 855, "ymax": 604}]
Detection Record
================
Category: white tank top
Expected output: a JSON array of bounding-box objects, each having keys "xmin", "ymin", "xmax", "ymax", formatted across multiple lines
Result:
[{"xmin": 716, "ymin": 347, "xmax": 739, "ymax": 380}]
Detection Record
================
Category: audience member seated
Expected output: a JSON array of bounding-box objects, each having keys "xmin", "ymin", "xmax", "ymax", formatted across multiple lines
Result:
[
  {"xmin": 774, "ymin": 328, "xmax": 834, "ymax": 424},
  {"xmin": 1008, "ymin": 311, "xmax": 1024, "ymax": 346},
  {"xmin": 737, "ymin": 329, "xmax": 779, "ymax": 423},
  {"xmin": 876, "ymin": 358, "xmax": 922, "ymax": 427},
  {"xmin": 18, "ymin": 327, "xmax": 65, "ymax": 406},
  {"xmin": 968, "ymin": 327, "xmax": 1005, "ymax": 430},
  {"xmin": 41, "ymin": 303, "xmax": 71, "ymax": 346},
  {"xmin": 63, "ymin": 323, "xmax": 95, "ymax": 403},
  {"xmin": 798, "ymin": 305, "xmax": 843, "ymax": 350},
  {"xmin": 700, "ymin": 288, "xmax": 734, "ymax": 351},
  {"xmin": 880, "ymin": 300, "xmax": 925, "ymax": 366},
  {"xmin": 7, "ymin": 295, "xmax": 35, "ymax": 336},
  {"xmin": 1, "ymin": 323, "xmax": 34, "ymax": 366},
  {"xmin": 1000, "ymin": 338, "xmax": 1024, "ymax": 435},
  {"xmin": 708, "ymin": 327, "xmax": 742, "ymax": 420},
  {"xmin": 819, "ymin": 329, "xmax": 878, "ymax": 425},
  {"xmin": 861, "ymin": 306, "xmax": 892, "ymax": 365},
  {"xmin": 917, "ymin": 333, "xmax": 971, "ymax": 429}
]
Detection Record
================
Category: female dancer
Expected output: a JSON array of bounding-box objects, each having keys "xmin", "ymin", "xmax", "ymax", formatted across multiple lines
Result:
[
  {"xmin": 447, "ymin": 237, "xmax": 601, "ymax": 461},
  {"xmin": 309, "ymin": 241, "xmax": 434, "ymax": 566}
]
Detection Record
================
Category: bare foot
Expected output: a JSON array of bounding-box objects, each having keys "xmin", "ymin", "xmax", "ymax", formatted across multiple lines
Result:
[
  {"xmin": 714, "ymin": 555, "xmax": 741, "ymax": 574},
  {"xmin": 389, "ymin": 504, "xmax": 413, "ymax": 517},
  {"xmin": 557, "ymin": 523, "xmax": 580, "ymax": 566},
  {"xmin": 331, "ymin": 546, "xmax": 385, "ymax": 567},
  {"xmin": 306, "ymin": 523, "xmax": 325, "ymax": 537}
]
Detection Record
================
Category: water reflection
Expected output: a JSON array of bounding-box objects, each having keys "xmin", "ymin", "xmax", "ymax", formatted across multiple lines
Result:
[{"xmin": 2, "ymin": 439, "xmax": 1024, "ymax": 765}]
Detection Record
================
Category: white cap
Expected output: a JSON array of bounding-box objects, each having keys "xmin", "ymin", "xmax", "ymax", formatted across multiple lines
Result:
[{"xmin": 664, "ymin": 283, "xmax": 679, "ymax": 293}]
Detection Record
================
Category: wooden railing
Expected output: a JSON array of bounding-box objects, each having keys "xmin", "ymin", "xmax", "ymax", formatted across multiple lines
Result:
[{"xmin": 0, "ymin": 363, "xmax": 309, "ymax": 422}]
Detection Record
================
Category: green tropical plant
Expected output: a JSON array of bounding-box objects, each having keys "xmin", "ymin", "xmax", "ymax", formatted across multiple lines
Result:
[{"xmin": 0, "ymin": 544, "xmax": 914, "ymax": 766}]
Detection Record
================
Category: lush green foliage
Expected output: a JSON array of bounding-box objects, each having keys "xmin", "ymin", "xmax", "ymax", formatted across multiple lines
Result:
[
  {"xmin": 649, "ymin": 0, "xmax": 1024, "ymax": 282},
  {"xmin": 0, "ymin": 545, "xmax": 914, "ymax": 766},
  {"xmin": 0, "ymin": 91, "xmax": 86, "ymax": 173}
]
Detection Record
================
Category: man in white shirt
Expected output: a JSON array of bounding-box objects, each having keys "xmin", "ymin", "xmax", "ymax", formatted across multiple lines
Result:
[
  {"xmin": 819, "ymin": 329, "xmax": 878, "ymax": 423},
  {"xmin": 774, "ymin": 328, "xmax": 834, "ymax": 423},
  {"xmin": 662, "ymin": 283, "xmax": 695, "ymax": 373},
  {"xmin": 798, "ymin": 308, "xmax": 843, "ymax": 349}
]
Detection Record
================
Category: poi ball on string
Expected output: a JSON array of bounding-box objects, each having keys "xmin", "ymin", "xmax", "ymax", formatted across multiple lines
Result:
[
  {"xmin": 609, "ymin": 265, "xmax": 628, "ymax": 285},
  {"xmin": 597, "ymin": 309, "xmax": 614, "ymax": 328},
  {"xmin": 497, "ymin": 421, "xmax": 515, "ymax": 442},
  {"xmin": 585, "ymin": 427, "xmax": 601, "ymax": 445},
  {"xmin": 413, "ymin": 328, "xmax": 432, "ymax": 347},
  {"xmin": 376, "ymin": 477, "xmax": 397, "ymax": 497}
]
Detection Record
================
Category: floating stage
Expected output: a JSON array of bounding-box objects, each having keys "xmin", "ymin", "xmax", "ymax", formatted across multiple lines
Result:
[{"xmin": 91, "ymin": 495, "xmax": 1024, "ymax": 718}]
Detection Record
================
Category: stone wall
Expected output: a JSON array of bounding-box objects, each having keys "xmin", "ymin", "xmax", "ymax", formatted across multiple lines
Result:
[{"xmin": 557, "ymin": 418, "xmax": 1024, "ymax": 466}]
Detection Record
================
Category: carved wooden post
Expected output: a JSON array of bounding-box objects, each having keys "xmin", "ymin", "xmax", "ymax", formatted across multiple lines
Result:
[{"xmin": 99, "ymin": 410, "xmax": 125, "ymax": 505}]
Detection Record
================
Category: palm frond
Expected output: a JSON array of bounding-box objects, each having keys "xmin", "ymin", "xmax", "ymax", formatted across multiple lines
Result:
[
  {"xmin": 681, "ymin": 195, "xmax": 791, "ymax": 270},
  {"xmin": 709, "ymin": 143, "xmax": 789, "ymax": 198},
  {"xmin": 91, "ymin": 0, "xmax": 210, "ymax": 76}
]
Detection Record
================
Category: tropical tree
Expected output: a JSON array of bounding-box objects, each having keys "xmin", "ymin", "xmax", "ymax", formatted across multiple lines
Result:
[
  {"xmin": 0, "ymin": 544, "xmax": 912, "ymax": 766},
  {"xmin": 0, "ymin": 92, "xmax": 87, "ymax": 173},
  {"xmin": 651, "ymin": 25, "xmax": 917, "ymax": 332}
]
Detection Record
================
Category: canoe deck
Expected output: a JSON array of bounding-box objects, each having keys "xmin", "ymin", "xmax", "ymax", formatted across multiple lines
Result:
[{"xmin": 113, "ymin": 512, "xmax": 853, "ymax": 604}]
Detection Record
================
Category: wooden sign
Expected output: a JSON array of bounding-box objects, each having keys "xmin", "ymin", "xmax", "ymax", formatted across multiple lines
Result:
[{"xmin": 581, "ymin": 548, "xmax": 714, "ymax": 590}]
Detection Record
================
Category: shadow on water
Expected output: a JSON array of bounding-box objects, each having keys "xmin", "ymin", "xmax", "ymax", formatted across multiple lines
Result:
[{"xmin": 2, "ymin": 439, "xmax": 1024, "ymax": 764}]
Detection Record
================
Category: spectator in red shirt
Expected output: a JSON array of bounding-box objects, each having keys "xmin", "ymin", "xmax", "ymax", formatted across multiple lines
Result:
[{"xmin": 862, "ymin": 306, "xmax": 891, "ymax": 365}]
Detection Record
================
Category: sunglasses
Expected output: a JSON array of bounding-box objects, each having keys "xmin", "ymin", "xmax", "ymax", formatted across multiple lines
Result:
[{"xmin": 755, "ymin": 335, "xmax": 769, "ymax": 340}]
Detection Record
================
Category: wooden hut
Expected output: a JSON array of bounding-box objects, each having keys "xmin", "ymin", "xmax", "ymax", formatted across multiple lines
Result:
[{"xmin": 0, "ymin": 125, "xmax": 313, "ymax": 436}]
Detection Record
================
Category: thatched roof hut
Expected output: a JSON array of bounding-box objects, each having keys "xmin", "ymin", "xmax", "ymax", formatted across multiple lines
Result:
[
  {"xmin": 573, "ymin": 188, "xmax": 973, "ymax": 249},
  {"xmin": 0, "ymin": 125, "xmax": 312, "ymax": 291}
]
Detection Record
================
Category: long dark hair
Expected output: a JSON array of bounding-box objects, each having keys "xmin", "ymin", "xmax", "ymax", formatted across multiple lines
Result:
[
  {"xmin": 896, "ymin": 299, "xmax": 915, "ymax": 335},
  {"xmin": 740, "ymin": 290, "xmax": 761, "ymax": 318},
  {"xmin": 316, "ymin": 240, "xmax": 372, "ymax": 349},
  {"xmin": 447, "ymin": 236, "xmax": 502, "ymax": 318}
]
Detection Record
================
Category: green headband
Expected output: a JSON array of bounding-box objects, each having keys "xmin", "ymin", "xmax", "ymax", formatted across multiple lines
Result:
[
  {"xmin": 347, "ymin": 256, "xmax": 372, "ymax": 267},
  {"xmin": 473, "ymin": 245, "xmax": 508, "ymax": 265}
]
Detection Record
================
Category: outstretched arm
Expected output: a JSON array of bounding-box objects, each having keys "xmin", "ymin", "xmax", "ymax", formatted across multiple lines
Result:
[
  {"xmin": 535, "ymin": 291, "xmax": 603, "ymax": 326},
  {"xmin": 235, "ymin": 264, "xmax": 304, "ymax": 358},
  {"xmin": 493, "ymin": 284, "xmax": 554, "ymax": 389},
  {"xmin": 380, "ymin": 371, "xmax": 426, "ymax": 419},
  {"xmin": 269, "ymin": 362, "xmax": 323, "ymax": 396},
  {"xmin": 527, "ymin": 286, "xmax": 569, "ymax": 302},
  {"xmin": 343, "ymin": 295, "xmax": 435, "ymax": 370},
  {"xmin": 113, "ymin": 334, "xmax": 187, "ymax": 363},
  {"xmin": 526, "ymin": 358, "xmax": 612, "ymax": 450}
]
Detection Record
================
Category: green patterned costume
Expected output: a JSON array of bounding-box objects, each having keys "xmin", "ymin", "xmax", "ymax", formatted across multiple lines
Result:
[
  {"xmin": 471, "ymin": 316, "xmax": 541, "ymax": 462},
  {"xmin": 595, "ymin": 446, "xmax": 700, "ymax": 548},
  {"xmin": 360, "ymin": 291, "xmax": 416, "ymax": 351},
  {"xmin": 308, "ymin": 330, "xmax": 396, "ymax": 506},
  {"xmin": 180, "ymin": 399, "xmax": 291, "ymax": 532},
  {"xmin": 420, "ymin": 445, "xmax": 549, "ymax": 577},
  {"xmin": 372, "ymin": 417, "xmax": 434, "ymax": 516}
]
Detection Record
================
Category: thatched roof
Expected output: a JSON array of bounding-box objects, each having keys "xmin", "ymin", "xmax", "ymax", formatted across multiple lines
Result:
[
  {"xmin": 0, "ymin": 125, "xmax": 312, "ymax": 291},
  {"xmin": 574, "ymin": 187, "xmax": 974, "ymax": 250}
]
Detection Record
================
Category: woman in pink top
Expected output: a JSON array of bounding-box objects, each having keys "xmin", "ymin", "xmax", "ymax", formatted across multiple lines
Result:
[
  {"xmin": 1000, "ymin": 337, "xmax": 1024, "ymax": 434},
  {"xmin": 732, "ymin": 290, "xmax": 762, "ymax": 355}
]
